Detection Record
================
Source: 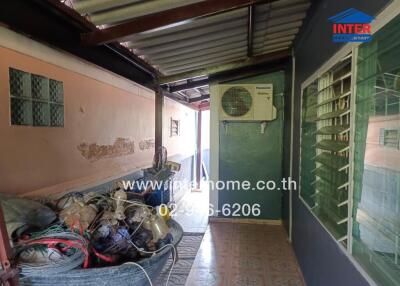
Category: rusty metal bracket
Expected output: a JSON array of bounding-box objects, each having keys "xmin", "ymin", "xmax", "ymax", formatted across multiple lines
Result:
[{"xmin": 0, "ymin": 204, "xmax": 19, "ymax": 286}]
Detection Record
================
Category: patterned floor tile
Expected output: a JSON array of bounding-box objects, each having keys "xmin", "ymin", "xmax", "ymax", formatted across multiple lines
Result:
[
  {"xmin": 187, "ymin": 268, "xmax": 226, "ymax": 286},
  {"xmin": 229, "ymin": 273, "xmax": 268, "ymax": 286},
  {"xmin": 185, "ymin": 222, "xmax": 305, "ymax": 286},
  {"xmin": 270, "ymin": 274, "xmax": 305, "ymax": 286}
]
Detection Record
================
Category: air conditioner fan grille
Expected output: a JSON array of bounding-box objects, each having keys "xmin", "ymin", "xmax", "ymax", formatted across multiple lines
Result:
[{"xmin": 221, "ymin": 87, "xmax": 252, "ymax": 117}]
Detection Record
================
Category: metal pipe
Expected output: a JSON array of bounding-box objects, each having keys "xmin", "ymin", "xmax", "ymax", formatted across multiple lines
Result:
[
  {"xmin": 247, "ymin": 5, "xmax": 255, "ymax": 57},
  {"xmin": 155, "ymin": 88, "xmax": 164, "ymax": 151}
]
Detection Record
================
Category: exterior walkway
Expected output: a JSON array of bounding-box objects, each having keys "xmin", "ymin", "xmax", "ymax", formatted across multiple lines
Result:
[
  {"xmin": 173, "ymin": 183, "xmax": 209, "ymax": 233},
  {"xmin": 185, "ymin": 222, "xmax": 305, "ymax": 286}
]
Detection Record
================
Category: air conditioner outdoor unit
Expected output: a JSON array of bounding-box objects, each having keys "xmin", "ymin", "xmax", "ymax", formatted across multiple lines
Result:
[{"xmin": 218, "ymin": 84, "xmax": 277, "ymax": 121}]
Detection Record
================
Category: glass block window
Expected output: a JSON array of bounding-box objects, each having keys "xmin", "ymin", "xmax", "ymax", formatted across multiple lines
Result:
[
  {"xmin": 9, "ymin": 68, "xmax": 64, "ymax": 127},
  {"xmin": 300, "ymin": 53, "xmax": 352, "ymax": 244},
  {"xmin": 352, "ymin": 14, "xmax": 400, "ymax": 286}
]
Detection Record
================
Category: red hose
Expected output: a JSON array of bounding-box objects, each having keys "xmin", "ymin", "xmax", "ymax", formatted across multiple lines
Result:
[
  {"xmin": 91, "ymin": 247, "xmax": 116, "ymax": 263},
  {"xmin": 23, "ymin": 238, "xmax": 90, "ymax": 268}
]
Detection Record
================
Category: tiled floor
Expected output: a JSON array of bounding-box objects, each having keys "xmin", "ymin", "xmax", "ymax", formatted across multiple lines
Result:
[
  {"xmin": 173, "ymin": 184, "xmax": 209, "ymax": 233},
  {"xmin": 185, "ymin": 222, "xmax": 305, "ymax": 286}
]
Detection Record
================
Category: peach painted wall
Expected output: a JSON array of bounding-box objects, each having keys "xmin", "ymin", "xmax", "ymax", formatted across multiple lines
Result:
[
  {"xmin": 0, "ymin": 44, "xmax": 155, "ymax": 196},
  {"xmin": 163, "ymin": 97, "xmax": 197, "ymax": 159}
]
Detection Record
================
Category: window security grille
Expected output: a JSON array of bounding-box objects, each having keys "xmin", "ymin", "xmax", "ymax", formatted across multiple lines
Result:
[{"xmin": 170, "ymin": 118, "xmax": 180, "ymax": 137}]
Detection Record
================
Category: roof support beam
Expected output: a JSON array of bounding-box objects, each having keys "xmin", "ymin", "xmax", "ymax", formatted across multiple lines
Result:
[
  {"xmin": 158, "ymin": 49, "xmax": 290, "ymax": 84},
  {"xmin": 169, "ymin": 79, "xmax": 209, "ymax": 93},
  {"xmin": 166, "ymin": 56, "xmax": 288, "ymax": 91},
  {"xmin": 163, "ymin": 91, "xmax": 199, "ymax": 111},
  {"xmin": 216, "ymin": 60, "xmax": 287, "ymax": 83},
  {"xmin": 162, "ymin": 56, "xmax": 288, "ymax": 110},
  {"xmin": 198, "ymin": 101, "xmax": 210, "ymax": 111},
  {"xmin": 189, "ymin": 94, "xmax": 210, "ymax": 103},
  {"xmin": 155, "ymin": 88, "xmax": 164, "ymax": 151},
  {"xmin": 196, "ymin": 110, "xmax": 202, "ymax": 189},
  {"xmin": 81, "ymin": 0, "xmax": 277, "ymax": 45},
  {"xmin": 247, "ymin": 5, "xmax": 255, "ymax": 57}
]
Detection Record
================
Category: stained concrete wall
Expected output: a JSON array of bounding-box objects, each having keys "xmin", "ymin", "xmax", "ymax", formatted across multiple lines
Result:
[
  {"xmin": 0, "ymin": 43, "xmax": 155, "ymax": 196},
  {"xmin": 0, "ymin": 27, "xmax": 195, "ymax": 198}
]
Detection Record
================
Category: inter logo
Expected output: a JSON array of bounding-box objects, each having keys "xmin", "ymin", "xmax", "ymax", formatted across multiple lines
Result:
[{"xmin": 328, "ymin": 8, "xmax": 374, "ymax": 43}]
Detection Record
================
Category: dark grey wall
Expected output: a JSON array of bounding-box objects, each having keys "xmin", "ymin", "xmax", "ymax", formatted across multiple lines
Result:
[
  {"xmin": 291, "ymin": 1, "xmax": 390, "ymax": 286},
  {"xmin": 282, "ymin": 60, "xmax": 293, "ymax": 233}
]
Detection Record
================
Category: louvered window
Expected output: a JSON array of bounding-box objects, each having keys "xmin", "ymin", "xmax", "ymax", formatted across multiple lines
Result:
[{"xmin": 300, "ymin": 53, "xmax": 352, "ymax": 244}]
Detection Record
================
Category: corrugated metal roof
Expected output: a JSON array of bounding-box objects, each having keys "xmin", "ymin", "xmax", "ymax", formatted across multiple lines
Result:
[
  {"xmin": 68, "ymin": 0, "xmax": 310, "ymax": 76},
  {"xmin": 65, "ymin": 0, "xmax": 311, "ymax": 102}
]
